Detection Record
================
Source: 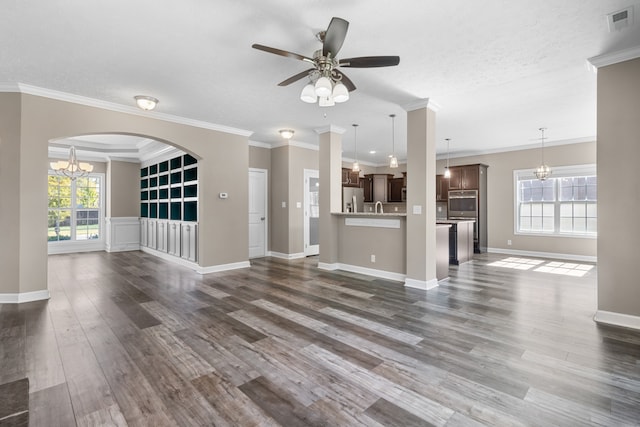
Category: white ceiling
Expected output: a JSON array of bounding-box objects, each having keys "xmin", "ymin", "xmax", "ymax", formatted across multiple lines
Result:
[{"xmin": 2, "ymin": 1, "xmax": 639, "ymax": 163}]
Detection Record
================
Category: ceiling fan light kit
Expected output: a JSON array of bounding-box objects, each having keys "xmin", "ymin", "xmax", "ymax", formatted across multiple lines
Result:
[{"xmin": 253, "ymin": 17, "xmax": 399, "ymax": 107}]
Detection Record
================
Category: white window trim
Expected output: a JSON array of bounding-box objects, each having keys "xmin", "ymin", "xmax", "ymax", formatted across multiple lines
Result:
[
  {"xmin": 48, "ymin": 172, "xmax": 105, "ymax": 251},
  {"xmin": 513, "ymin": 164, "xmax": 596, "ymax": 239}
]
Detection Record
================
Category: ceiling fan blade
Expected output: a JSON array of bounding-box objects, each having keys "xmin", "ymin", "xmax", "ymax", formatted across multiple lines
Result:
[
  {"xmin": 252, "ymin": 44, "xmax": 314, "ymax": 63},
  {"xmin": 278, "ymin": 69, "xmax": 315, "ymax": 86},
  {"xmin": 339, "ymin": 56, "xmax": 400, "ymax": 68},
  {"xmin": 322, "ymin": 17, "xmax": 349, "ymax": 57},
  {"xmin": 334, "ymin": 70, "xmax": 356, "ymax": 92}
]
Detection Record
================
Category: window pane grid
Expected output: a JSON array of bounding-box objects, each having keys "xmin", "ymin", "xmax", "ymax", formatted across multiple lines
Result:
[
  {"xmin": 48, "ymin": 173, "xmax": 102, "ymax": 242},
  {"xmin": 517, "ymin": 173, "xmax": 596, "ymax": 237}
]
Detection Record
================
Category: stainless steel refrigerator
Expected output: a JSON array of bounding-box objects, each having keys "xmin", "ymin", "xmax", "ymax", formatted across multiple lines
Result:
[{"xmin": 343, "ymin": 187, "xmax": 364, "ymax": 213}]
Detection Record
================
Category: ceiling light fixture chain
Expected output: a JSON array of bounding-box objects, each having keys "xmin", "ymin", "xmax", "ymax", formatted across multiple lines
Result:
[
  {"xmin": 444, "ymin": 138, "xmax": 451, "ymax": 178},
  {"xmin": 389, "ymin": 114, "xmax": 398, "ymax": 168},
  {"xmin": 534, "ymin": 127, "xmax": 552, "ymax": 181}
]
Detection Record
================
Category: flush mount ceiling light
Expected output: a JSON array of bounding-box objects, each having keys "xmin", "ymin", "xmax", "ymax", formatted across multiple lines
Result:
[
  {"xmin": 352, "ymin": 124, "xmax": 360, "ymax": 172},
  {"xmin": 279, "ymin": 129, "xmax": 295, "ymax": 139},
  {"xmin": 50, "ymin": 146, "xmax": 94, "ymax": 180},
  {"xmin": 534, "ymin": 127, "xmax": 552, "ymax": 181},
  {"xmin": 389, "ymin": 114, "xmax": 398, "ymax": 168},
  {"xmin": 252, "ymin": 17, "xmax": 399, "ymax": 108},
  {"xmin": 134, "ymin": 95, "xmax": 159, "ymax": 111},
  {"xmin": 444, "ymin": 138, "xmax": 451, "ymax": 178}
]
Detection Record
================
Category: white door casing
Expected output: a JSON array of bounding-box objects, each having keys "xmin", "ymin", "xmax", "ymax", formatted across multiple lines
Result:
[{"xmin": 249, "ymin": 168, "xmax": 268, "ymax": 258}]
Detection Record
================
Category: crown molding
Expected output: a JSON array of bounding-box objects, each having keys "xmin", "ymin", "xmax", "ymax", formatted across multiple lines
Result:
[
  {"xmin": 341, "ymin": 157, "xmax": 379, "ymax": 167},
  {"xmin": 248, "ymin": 140, "xmax": 272, "ymax": 149},
  {"xmin": 436, "ymin": 136, "xmax": 596, "ymax": 160},
  {"xmin": 270, "ymin": 139, "xmax": 319, "ymax": 151},
  {"xmin": 403, "ymin": 98, "xmax": 441, "ymax": 112},
  {"xmin": 0, "ymin": 83, "xmax": 253, "ymax": 137},
  {"xmin": 314, "ymin": 125, "xmax": 346, "ymax": 135},
  {"xmin": 587, "ymin": 45, "xmax": 640, "ymax": 69}
]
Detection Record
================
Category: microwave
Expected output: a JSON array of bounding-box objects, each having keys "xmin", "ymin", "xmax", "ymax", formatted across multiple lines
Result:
[{"xmin": 448, "ymin": 190, "xmax": 478, "ymax": 218}]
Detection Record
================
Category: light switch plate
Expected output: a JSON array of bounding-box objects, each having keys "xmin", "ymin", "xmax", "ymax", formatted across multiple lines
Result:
[
  {"xmin": 296, "ymin": 202, "xmax": 302, "ymax": 208},
  {"xmin": 413, "ymin": 205, "xmax": 422, "ymax": 215},
  {"xmin": 281, "ymin": 201, "xmax": 286, "ymax": 208}
]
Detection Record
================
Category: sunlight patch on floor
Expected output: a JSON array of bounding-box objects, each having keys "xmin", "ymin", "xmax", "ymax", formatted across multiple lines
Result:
[{"xmin": 488, "ymin": 257, "xmax": 594, "ymax": 277}]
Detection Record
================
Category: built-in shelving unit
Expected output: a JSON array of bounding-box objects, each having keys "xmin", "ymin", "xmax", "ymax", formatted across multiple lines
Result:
[{"xmin": 139, "ymin": 153, "xmax": 198, "ymax": 262}]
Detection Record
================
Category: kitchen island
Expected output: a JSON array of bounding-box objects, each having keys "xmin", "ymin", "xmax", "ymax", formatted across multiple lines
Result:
[{"xmin": 436, "ymin": 219, "xmax": 475, "ymax": 265}]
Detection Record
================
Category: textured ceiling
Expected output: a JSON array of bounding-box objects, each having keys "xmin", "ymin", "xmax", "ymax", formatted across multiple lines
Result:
[{"xmin": 2, "ymin": 0, "xmax": 639, "ymax": 163}]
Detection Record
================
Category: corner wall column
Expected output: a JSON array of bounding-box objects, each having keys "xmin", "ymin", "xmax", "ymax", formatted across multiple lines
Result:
[
  {"xmin": 404, "ymin": 99, "xmax": 440, "ymax": 289},
  {"xmin": 316, "ymin": 125, "xmax": 345, "ymax": 269}
]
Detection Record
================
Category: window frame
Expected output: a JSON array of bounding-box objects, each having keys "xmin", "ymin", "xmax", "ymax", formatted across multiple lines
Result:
[
  {"xmin": 513, "ymin": 164, "xmax": 596, "ymax": 239},
  {"xmin": 48, "ymin": 172, "xmax": 105, "ymax": 245}
]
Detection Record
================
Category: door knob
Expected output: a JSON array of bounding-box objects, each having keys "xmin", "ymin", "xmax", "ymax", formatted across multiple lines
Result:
[{"xmin": 261, "ymin": 217, "xmax": 265, "ymax": 221}]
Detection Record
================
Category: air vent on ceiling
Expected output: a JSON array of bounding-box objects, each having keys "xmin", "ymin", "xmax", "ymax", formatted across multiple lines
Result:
[{"xmin": 607, "ymin": 6, "xmax": 634, "ymax": 32}]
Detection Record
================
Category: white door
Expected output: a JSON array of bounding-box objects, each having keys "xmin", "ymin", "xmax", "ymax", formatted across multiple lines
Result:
[
  {"xmin": 304, "ymin": 169, "xmax": 320, "ymax": 256},
  {"xmin": 249, "ymin": 169, "xmax": 267, "ymax": 258}
]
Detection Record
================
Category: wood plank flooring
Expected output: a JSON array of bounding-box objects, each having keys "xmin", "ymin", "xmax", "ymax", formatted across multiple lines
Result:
[{"xmin": 1, "ymin": 251, "xmax": 640, "ymax": 426}]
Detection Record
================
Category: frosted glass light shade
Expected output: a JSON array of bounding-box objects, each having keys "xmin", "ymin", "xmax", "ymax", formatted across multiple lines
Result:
[
  {"xmin": 352, "ymin": 161, "xmax": 360, "ymax": 172},
  {"xmin": 300, "ymin": 84, "xmax": 317, "ymax": 103},
  {"xmin": 134, "ymin": 95, "xmax": 158, "ymax": 111},
  {"xmin": 389, "ymin": 155, "xmax": 399, "ymax": 168},
  {"xmin": 315, "ymin": 76, "xmax": 332, "ymax": 97},
  {"xmin": 444, "ymin": 167, "xmax": 451, "ymax": 178},
  {"xmin": 332, "ymin": 82, "xmax": 349, "ymax": 103}
]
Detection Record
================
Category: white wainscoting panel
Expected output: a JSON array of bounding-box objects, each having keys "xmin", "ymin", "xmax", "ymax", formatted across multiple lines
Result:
[{"xmin": 105, "ymin": 217, "xmax": 141, "ymax": 252}]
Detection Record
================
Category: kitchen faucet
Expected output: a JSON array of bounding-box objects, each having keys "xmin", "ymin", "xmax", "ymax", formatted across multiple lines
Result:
[{"xmin": 375, "ymin": 201, "xmax": 383, "ymax": 214}]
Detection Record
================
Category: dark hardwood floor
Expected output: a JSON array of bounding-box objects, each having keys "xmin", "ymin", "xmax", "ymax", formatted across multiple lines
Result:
[{"xmin": 1, "ymin": 251, "xmax": 639, "ymax": 426}]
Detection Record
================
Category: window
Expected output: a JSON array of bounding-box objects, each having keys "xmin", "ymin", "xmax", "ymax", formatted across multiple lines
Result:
[
  {"xmin": 515, "ymin": 165, "xmax": 596, "ymax": 237},
  {"xmin": 48, "ymin": 174, "xmax": 103, "ymax": 242}
]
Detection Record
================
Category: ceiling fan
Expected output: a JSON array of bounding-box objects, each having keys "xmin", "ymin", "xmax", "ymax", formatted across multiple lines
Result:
[{"xmin": 252, "ymin": 17, "xmax": 400, "ymax": 106}]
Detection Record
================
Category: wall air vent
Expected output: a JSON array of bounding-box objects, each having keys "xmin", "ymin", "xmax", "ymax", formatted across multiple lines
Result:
[{"xmin": 607, "ymin": 7, "xmax": 634, "ymax": 32}]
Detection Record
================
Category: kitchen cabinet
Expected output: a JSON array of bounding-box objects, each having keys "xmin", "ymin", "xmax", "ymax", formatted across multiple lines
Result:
[
  {"xmin": 388, "ymin": 178, "xmax": 404, "ymax": 202},
  {"xmin": 360, "ymin": 175, "xmax": 373, "ymax": 202},
  {"xmin": 436, "ymin": 174, "xmax": 449, "ymax": 201},
  {"xmin": 448, "ymin": 165, "xmax": 481, "ymax": 190},
  {"xmin": 341, "ymin": 168, "xmax": 360, "ymax": 187}
]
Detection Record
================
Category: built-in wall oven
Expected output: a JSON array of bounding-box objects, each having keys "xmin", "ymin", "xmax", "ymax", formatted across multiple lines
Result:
[
  {"xmin": 448, "ymin": 190, "xmax": 478, "ymax": 218},
  {"xmin": 448, "ymin": 189, "xmax": 479, "ymax": 246}
]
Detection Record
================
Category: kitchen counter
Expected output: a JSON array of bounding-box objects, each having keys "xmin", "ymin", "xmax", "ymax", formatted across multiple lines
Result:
[
  {"xmin": 436, "ymin": 219, "xmax": 475, "ymax": 224},
  {"xmin": 333, "ymin": 212, "xmax": 407, "ymax": 217}
]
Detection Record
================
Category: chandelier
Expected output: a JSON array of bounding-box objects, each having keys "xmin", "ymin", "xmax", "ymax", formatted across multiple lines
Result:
[
  {"xmin": 50, "ymin": 146, "xmax": 93, "ymax": 180},
  {"xmin": 534, "ymin": 127, "xmax": 552, "ymax": 181}
]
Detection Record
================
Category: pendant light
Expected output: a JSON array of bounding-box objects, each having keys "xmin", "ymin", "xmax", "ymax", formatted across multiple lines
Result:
[
  {"xmin": 352, "ymin": 124, "xmax": 360, "ymax": 172},
  {"xmin": 444, "ymin": 138, "xmax": 451, "ymax": 178},
  {"xmin": 389, "ymin": 114, "xmax": 398, "ymax": 168},
  {"xmin": 534, "ymin": 127, "xmax": 552, "ymax": 181}
]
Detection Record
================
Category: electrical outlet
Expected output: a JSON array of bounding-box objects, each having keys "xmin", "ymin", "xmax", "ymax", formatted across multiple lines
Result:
[
  {"xmin": 507, "ymin": 239, "xmax": 512, "ymax": 246},
  {"xmin": 394, "ymin": 206, "xmax": 398, "ymax": 212},
  {"xmin": 370, "ymin": 254, "xmax": 376, "ymax": 263}
]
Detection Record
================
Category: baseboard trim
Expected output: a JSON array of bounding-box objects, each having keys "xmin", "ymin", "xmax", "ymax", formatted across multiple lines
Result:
[
  {"xmin": 197, "ymin": 261, "xmax": 251, "ymax": 274},
  {"xmin": 336, "ymin": 263, "xmax": 405, "ymax": 282},
  {"xmin": 0, "ymin": 290, "xmax": 50, "ymax": 304},
  {"xmin": 141, "ymin": 246, "xmax": 200, "ymax": 271},
  {"xmin": 317, "ymin": 262, "xmax": 339, "ymax": 271},
  {"xmin": 269, "ymin": 251, "xmax": 306, "ymax": 260},
  {"xmin": 404, "ymin": 278, "xmax": 439, "ymax": 290},
  {"xmin": 48, "ymin": 241, "xmax": 105, "ymax": 255},
  {"xmin": 487, "ymin": 247, "xmax": 597, "ymax": 263},
  {"xmin": 594, "ymin": 310, "xmax": 640, "ymax": 330},
  {"xmin": 106, "ymin": 243, "xmax": 141, "ymax": 253}
]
